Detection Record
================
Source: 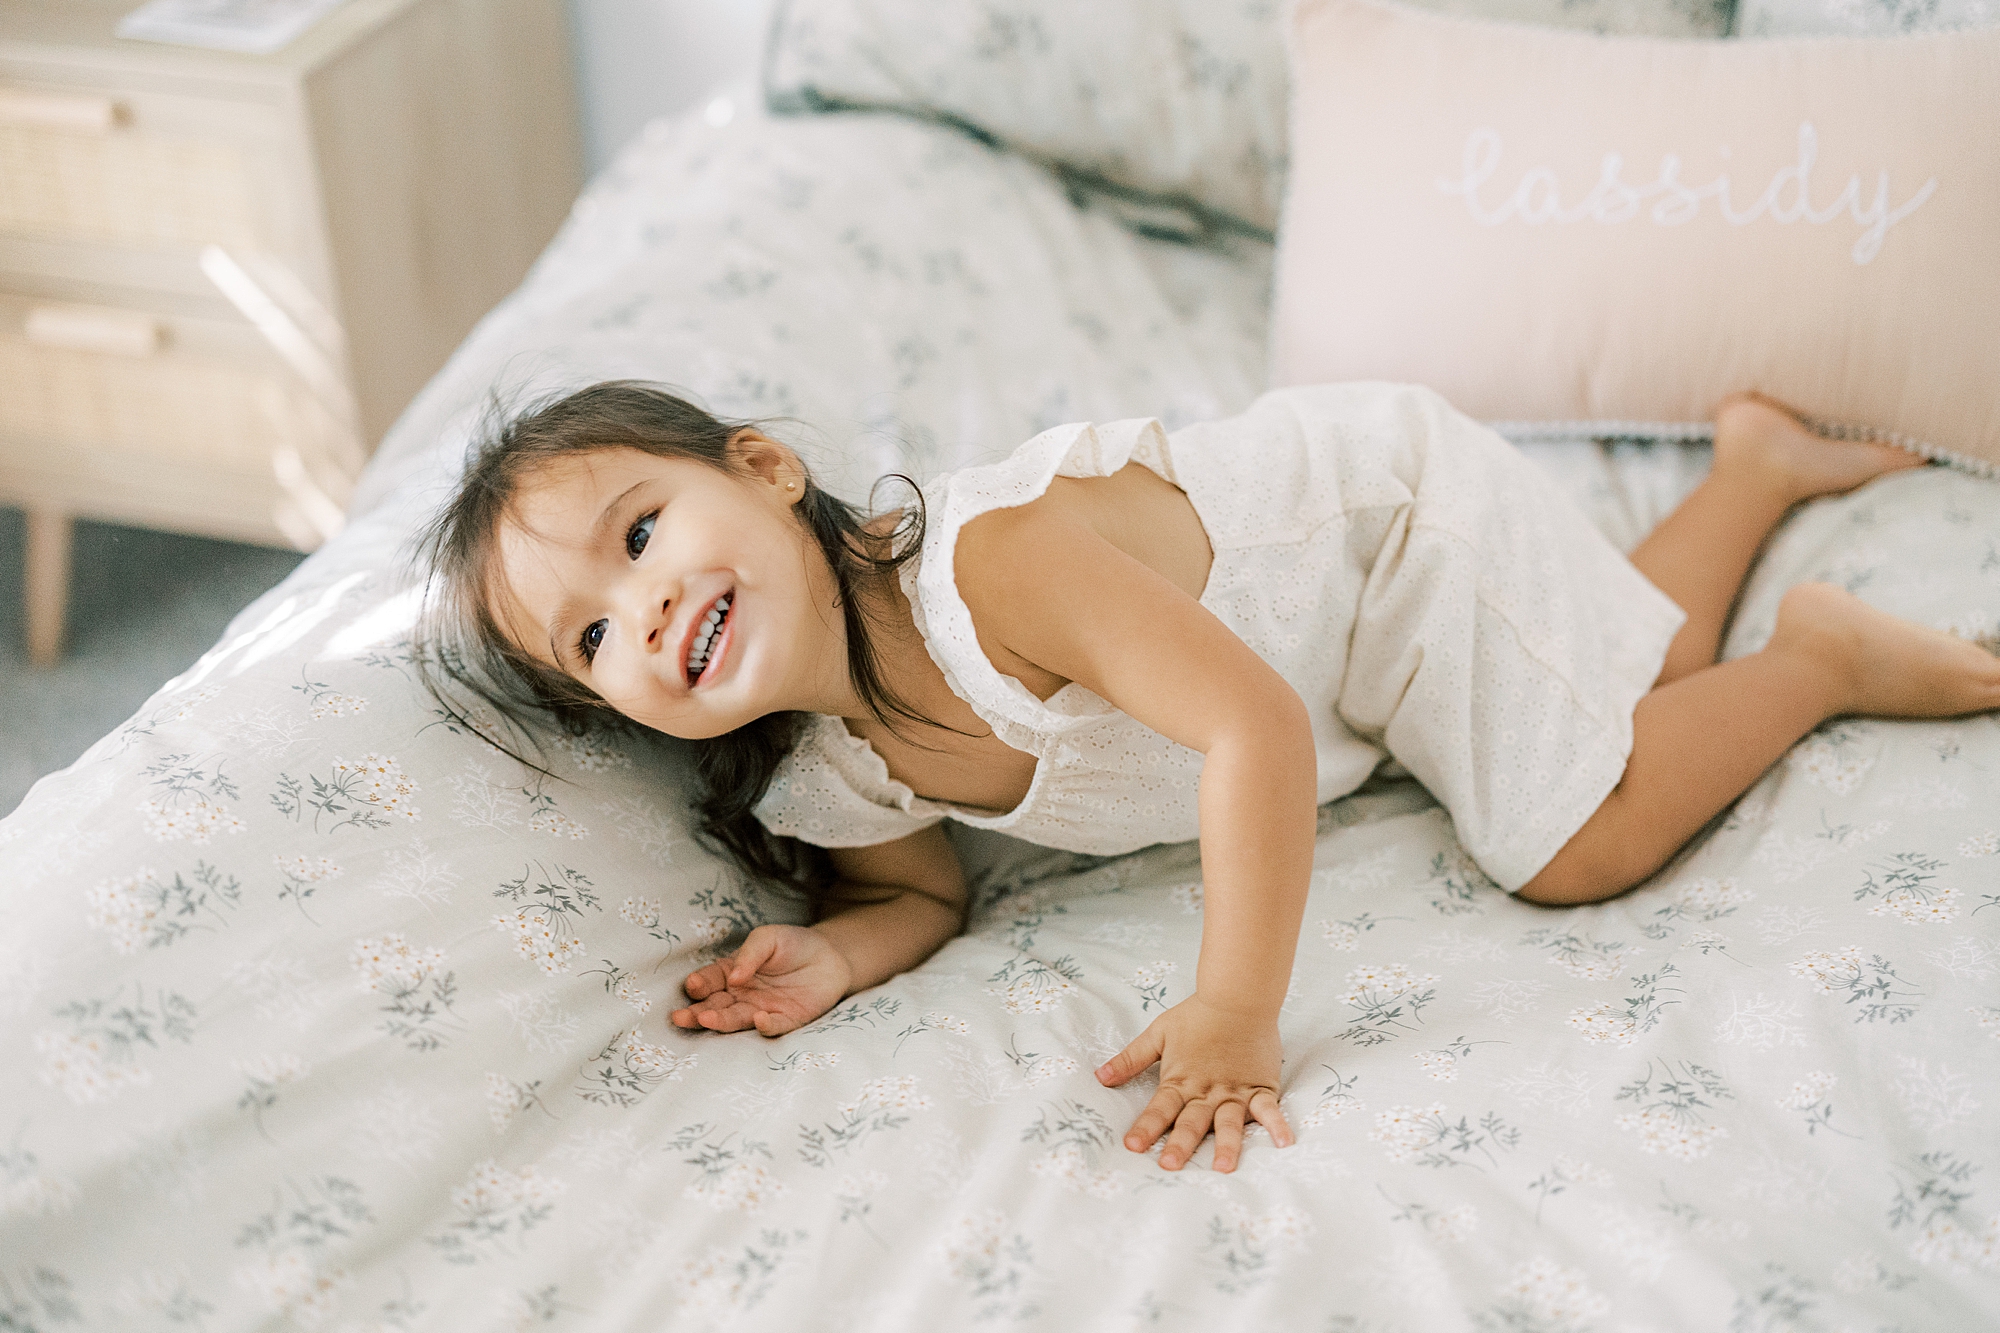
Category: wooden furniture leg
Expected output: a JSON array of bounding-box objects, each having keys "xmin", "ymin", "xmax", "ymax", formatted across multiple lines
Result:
[{"xmin": 25, "ymin": 507, "xmax": 72, "ymax": 667}]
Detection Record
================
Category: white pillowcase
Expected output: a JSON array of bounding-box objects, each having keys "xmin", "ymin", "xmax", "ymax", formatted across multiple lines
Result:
[
  {"xmin": 763, "ymin": 0, "xmax": 1735, "ymax": 234},
  {"xmin": 1735, "ymin": 0, "xmax": 1997, "ymax": 35}
]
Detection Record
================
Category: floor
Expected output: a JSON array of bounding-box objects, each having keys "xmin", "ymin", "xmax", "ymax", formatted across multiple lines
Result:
[{"xmin": 0, "ymin": 507, "xmax": 304, "ymax": 818}]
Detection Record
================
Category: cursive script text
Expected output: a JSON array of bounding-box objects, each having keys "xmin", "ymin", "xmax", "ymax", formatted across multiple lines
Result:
[{"xmin": 1436, "ymin": 123, "xmax": 1937, "ymax": 265}]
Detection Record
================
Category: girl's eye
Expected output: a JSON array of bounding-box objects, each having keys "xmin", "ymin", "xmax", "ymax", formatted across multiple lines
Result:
[
  {"xmin": 580, "ymin": 619, "xmax": 607, "ymax": 663},
  {"xmin": 626, "ymin": 511, "xmax": 656, "ymax": 560}
]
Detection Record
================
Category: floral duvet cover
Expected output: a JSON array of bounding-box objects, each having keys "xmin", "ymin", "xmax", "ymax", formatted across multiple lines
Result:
[{"xmin": 3, "ymin": 108, "xmax": 1997, "ymax": 1333}]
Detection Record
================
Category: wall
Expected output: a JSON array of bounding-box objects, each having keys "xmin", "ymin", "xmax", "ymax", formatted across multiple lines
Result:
[{"xmin": 566, "ymin": 0, "xmax": 775, "ymax": 173}]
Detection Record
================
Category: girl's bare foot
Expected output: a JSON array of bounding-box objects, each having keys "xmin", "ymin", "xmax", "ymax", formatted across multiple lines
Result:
[
  {"xmin": 1770, "ymin": 582, "xmax": 2000, "ymax": 719},
  {"xmin": 1714, "ymin": 392, "xmax": 1927, "ymax": 507}
]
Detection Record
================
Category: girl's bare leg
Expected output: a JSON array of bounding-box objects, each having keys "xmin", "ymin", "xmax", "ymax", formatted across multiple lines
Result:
[
  {"xmin": 1631, "ymin": 394, "xmax": 1926, "ymax": 684},
  {"xmin": 1522, "ymin": 583, "xmax": 2000, "ymax": 904}
]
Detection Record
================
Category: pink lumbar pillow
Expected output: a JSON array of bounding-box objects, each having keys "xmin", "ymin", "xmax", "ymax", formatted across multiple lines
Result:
[{"xmin": 1271, "ymin": 0, "xmax": 2000, "ymax": 474}]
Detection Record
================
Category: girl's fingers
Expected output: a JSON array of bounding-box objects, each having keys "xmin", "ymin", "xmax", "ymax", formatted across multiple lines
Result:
[
  {"xmin": 1249, "ymin": 1089, "xmax": 1295, "ymax": 1148},
  {"xmin": 1125, "ymin": 1087, "xmax": 1186, "ymax": 1153},
  {"xmin": 728, "ymin": 928, "xmax": 783, "ymax": 985},
  {"xmin": 1097, "ymin": 1024, "xmax": 1164, "ymax": 1088},
  {"xmin": 1211, "ymin": 1101, "xmax": 1247, "ymax": 1173},
  {"xmin": 681, "ymin": 961, "xmax": 727, "ymax": 999},
  {"xmin": 1160, "ymin": 1102, "xmax": 1216, "ymax": 1172}
]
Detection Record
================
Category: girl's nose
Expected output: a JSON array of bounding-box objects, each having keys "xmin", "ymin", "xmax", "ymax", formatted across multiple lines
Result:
[{"xmin": 619, "ymin": 576, "xmax": 674, "ymax": 653}]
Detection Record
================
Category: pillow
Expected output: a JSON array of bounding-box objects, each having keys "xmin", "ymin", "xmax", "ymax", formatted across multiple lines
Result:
[
  {"xmin": 1736, "ymin": 0, "xmax": 1997, "ymax": 36},
  {"xmin": 1270, "ymin": 0, "xmax": 2000, "ymax": 474},
  {"xmin": 763, "ymin": 0, "xmax": 1735, "ymax": 236}
]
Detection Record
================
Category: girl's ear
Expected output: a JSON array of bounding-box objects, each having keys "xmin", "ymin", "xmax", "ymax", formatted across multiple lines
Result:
[{"xmin": 728, "ymin": 428, "xmax": 806, "ymax": 505}]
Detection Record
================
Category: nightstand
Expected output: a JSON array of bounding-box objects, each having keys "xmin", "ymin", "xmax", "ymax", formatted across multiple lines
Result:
[{"xmin": 0, "ymin": 0, "xmax": 583, "ymax": 663}]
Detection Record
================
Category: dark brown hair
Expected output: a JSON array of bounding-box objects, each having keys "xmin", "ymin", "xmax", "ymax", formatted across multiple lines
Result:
[{"xmin": 413, "ymin": 381, "xmax": 925, "ymax": 896}]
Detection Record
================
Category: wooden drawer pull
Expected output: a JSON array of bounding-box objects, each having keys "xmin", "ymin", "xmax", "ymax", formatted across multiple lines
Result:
[
  {"xmin": 25, "ymin": 303, "xmax": 162, "ymax": 357},
  {"xmin": 0, "ymin": 87, "xmax": 124, "ymax": 132}
]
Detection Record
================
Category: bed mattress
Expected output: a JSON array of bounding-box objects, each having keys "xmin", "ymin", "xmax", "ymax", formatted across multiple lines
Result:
[{"xmin": 3, "ymin": 108, "xmax": 1996, "ymax": 1332}]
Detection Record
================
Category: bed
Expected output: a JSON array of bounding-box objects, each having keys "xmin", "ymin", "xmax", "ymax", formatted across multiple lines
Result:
[{"xmin": 4, "ymin": 3, "xmax": 1997, "ymax": 1330}]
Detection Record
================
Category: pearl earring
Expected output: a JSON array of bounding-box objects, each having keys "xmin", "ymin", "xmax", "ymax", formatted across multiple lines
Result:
[{"xmin": 784, "ymin": 481, "xmax": 796, "ymax": 490}]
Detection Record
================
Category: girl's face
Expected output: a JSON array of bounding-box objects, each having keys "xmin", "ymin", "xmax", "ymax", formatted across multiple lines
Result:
[{"xmin": 490, "ymin": 437, "xmax": 847, "ymax": 739}]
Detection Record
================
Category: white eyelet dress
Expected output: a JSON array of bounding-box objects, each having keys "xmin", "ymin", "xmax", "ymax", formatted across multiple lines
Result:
[{"xmin": 753, "ymin": 382, "xmax": 1686, "ymax": 891}]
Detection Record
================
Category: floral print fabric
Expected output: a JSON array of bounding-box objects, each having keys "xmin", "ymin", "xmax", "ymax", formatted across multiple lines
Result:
[
  {"xmin": 764, "ymin": 0, "xmax": 1736, "ymax": 235},
  {"xmin": 3, "ymin": 104, "xmax": 1998, "ymax": 1333}
]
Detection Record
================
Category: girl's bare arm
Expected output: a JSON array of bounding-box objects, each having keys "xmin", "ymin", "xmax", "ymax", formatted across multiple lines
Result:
[
  {"xmin": 817, "ymin": 826, "xmax": 970, "ymax": 991},
  {"xmin": 954, "ymin": 491, "xmax": 1317, "ymax": 1170},
  {"xmin": 671, "ymin": 825, "xmax": 967, "ymax": 1035}
]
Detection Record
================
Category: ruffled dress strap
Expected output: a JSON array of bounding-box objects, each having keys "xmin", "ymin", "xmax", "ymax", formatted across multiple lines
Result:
[
  {"xmin": 751, "ymin": 714, "xmax": 949, "ymax": 848},
  {"xmin": 898, "ymin": 416, "xmax": 1173, "ymax": 754}
]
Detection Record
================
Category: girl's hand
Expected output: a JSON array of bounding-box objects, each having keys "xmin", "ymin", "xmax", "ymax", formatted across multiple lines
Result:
[
  {"xmin": 671, "ymin": 924, "xmax": 853, "ymax": 1036},
  {"xmin": 1095, "ymin": 993, "xmax": 1295, "ymax": 1172}
]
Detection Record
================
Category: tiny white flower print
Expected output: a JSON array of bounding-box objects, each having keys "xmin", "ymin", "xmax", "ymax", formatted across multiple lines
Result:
[
  {"xmin": 1890, "ymin": 1151, "xmax": 1999, "ymax": 1272},
  {"xmin": 1565, "ymin": 963, "xmax": 1682, "ymax": 1046},
  {"xmin": 1483, "ymin": 1257, "xmax": 1610, "ymax": 1330},
  {"xmin": 1335, "ymin": 962, "xmax": 1439, "ymax": 1046},
  {"xmin": 293, "ymin": 668, "xmax": 368, "ymax": 721},
  {"xmin": 552, "ymin": 730, "xmax": 630, "ymax": 772},
  {"xmin": 1126, "ymin": 960, "xmax": 1177, "ymax": 1012},
  {"xmin": 1971, "ymin": 1006, "xmax": 2000, "ymax": 1040},
  {"xmin": 577, "ymin": 1030, "xmax": 696, "ymax": 1109},
  {"xmin": 138, "ymin": 754, "xmax": 246, "ymax": 844},
  {"xmin": 1612, "ymin": 1060, "xmax": 1731, "ymax": 1161},
  {"xmin": 491, "ymin": 863, "xmax": 600, "ymax": 977},
  {"xmin": 1383, "ymin": 1188, "xmax": 1479, "ymax": 1240},
  {"xmin": 350, "ymin": 934, "xmax": 460, "ymax": 1051},
  {"xmin": 272, "ymin": 754, "xmax": 419, "ymax": 831},
  {"xmin": 1204, "ymin": 1203, "xmax": 1316, "ymax": 1293},
  {"xmin": 798, "ymin": 1075, "xmax": 934, "ymax": 1167},
  {"xmin": 1857, "ymin": 852, "xmax": 1960, "ymax": 923},
  {"xmin": 430, "ymin": 1158, "xmax": 568, "ymax": 1264},
  {"xmin": 671, "ymin": 1230, "xmax": 807, "ymax": 1315},
  {"xmin": 1368, "ymin": 1102, "xmax": 1518, "ymax": 1168},
  {"xmin": 1298, "ymin": 1066, "xmax": 1363, "ymax": 1129},
  {"xmin": 933, "ymin": 1210, "xmax": 1034, "ymax": 1308},
  {"xmin": 484, "ymin": 1072, "xmax": 552, "ymax": 1135},
  {"xmin": 1320, "ymin": 911, "xmax": 1392, "ymax": 952},
  {"xmin": 1958, "ymin": 831, "xmax": 1998, "ymax": 858},
  {"xmin": 1789, "ymin": 945, "xmax": 1922, "ymax": 1023},
  {"xmin": 234, "ymin": 1251, "xmax": 346, "ymax": 1327},
  {"xmin": 1790, "ymin": 725, "xmax": 1873, "ymax": 793},
  {"xmin": 86, "ymin": 863, "xmax": 242, "ymax": 953},
  {"xmin": 892, "ymin": 1010, "xmax": 971, "ymax": 1055},
  {"xmin": 1169, "ymin": 881, "xmax": 1203, "ymax": 914},
  {"xmin": 1524, "ymin": 1155, "xmax": 1613, "ymax": 1222},
  {"xmin": 1028, "ymin": 1142, "xmax": 1124, "ymax": 1198},
  {"xmin": 275, "ymin": 853, "xmax": 342, "ymax": 920},
  {"xmin": 1775, "ymin": 1070, "xmax": 1855, "ymax": 1139},
  {"xmin": 1522, "ymin": 926, "xmax": 1626, "ymax": 980},
  {"xmin": 35, "ymin": 987, "xmax": 195, "ymax": 1104}
]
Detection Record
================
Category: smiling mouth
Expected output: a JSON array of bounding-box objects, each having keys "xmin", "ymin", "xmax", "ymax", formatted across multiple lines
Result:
[{"xmin": 686, "ymin": 593, "xmax": 733, "ymax": 685}]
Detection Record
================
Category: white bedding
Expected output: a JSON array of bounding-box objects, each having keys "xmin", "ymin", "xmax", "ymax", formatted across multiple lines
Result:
[{"xmin": 3, "ymin": 107, "xmax": 1998, "ymax": 1332}]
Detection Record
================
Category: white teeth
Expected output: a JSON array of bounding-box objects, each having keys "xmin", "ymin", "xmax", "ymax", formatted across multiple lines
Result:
[{"xmin": 686, "ymin": 595, "xmax": 731, "ymax": 683}]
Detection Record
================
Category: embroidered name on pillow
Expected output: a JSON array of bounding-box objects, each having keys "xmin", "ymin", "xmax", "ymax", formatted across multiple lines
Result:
[{"xmin": 1437, "ymin": 122, "xmax": 1938, "ymax": 265}]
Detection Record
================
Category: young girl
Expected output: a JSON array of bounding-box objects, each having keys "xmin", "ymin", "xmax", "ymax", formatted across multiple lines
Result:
[{"xmin": 420, "ymin": 380, "xmax": 2000, "ymax": 1175}]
